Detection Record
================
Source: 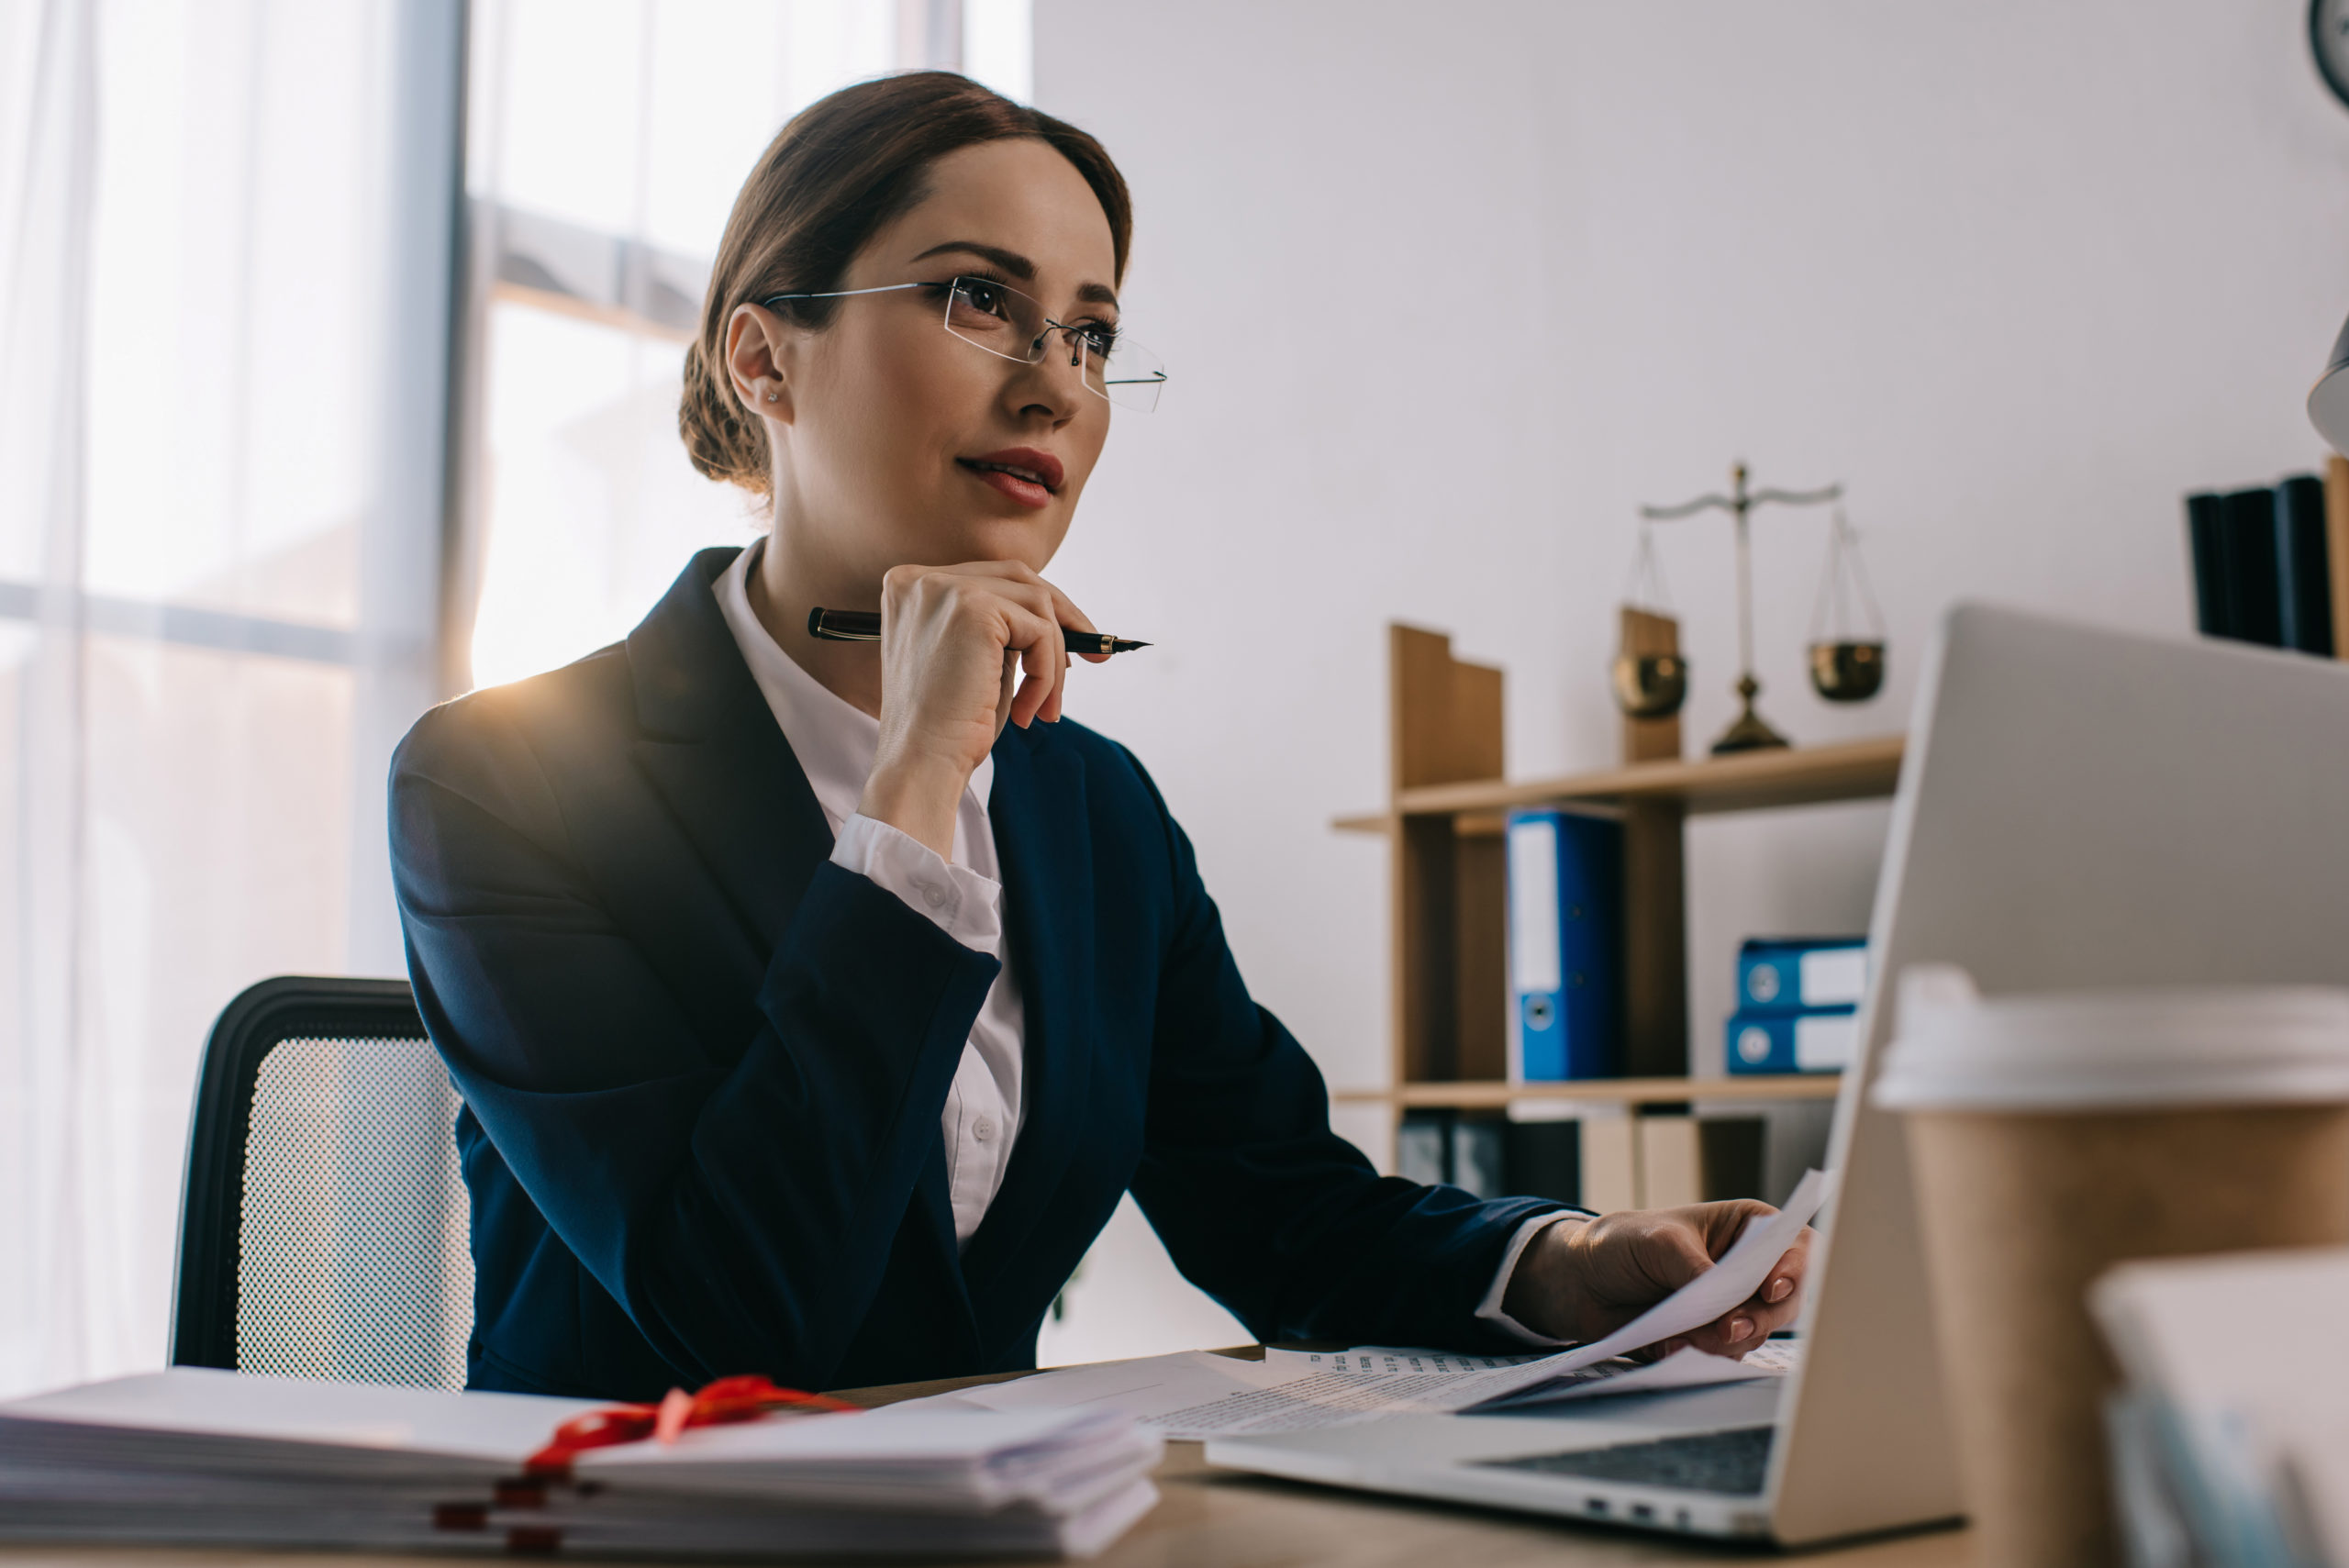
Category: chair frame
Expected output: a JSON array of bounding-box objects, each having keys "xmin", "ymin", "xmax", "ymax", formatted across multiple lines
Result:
[{"xmin": 168, "ymin": 975, "xmax": 432, "ymax": 1372}]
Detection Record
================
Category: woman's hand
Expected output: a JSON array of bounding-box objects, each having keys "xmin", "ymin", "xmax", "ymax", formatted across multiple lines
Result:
[
  {"xmin": 1500, "ymin": 1201, "xmax": 1813, "ymax": 1360},
  {"xmin": 857, "ymin": 562, "xmax": 1107, "ymax": 858}
]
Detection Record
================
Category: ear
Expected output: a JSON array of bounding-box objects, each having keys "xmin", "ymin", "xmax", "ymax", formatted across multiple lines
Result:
[{"xmin": 725, "ymin": 303, "xmax": 798, "ymax": 423}]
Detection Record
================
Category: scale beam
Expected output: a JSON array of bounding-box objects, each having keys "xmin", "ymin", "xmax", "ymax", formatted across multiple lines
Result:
[
  {"xmin": 1748, "ymin": 484, "xmax": 1843, "ymax": 507},
  {"xmin": 1640, "ymin": 493, "xmax": 1738, "ymax": 520},
  {"xmin": 1641, "ymin": 483, "xmax": 1842, "ymax": 520}
]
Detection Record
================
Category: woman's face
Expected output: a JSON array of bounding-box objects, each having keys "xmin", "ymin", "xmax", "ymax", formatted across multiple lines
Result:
[{"xmin": 745, "ymin": 138, "xmax": 1120, "ymax": 584}]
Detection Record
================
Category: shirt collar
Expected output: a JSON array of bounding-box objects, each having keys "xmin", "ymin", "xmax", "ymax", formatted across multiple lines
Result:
[{"xmin": 714, "ymin": 537, "xmax": 994, "ymax": 833}]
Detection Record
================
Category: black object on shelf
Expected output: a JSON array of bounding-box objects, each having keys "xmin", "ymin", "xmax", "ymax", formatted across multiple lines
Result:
[
  {"xmin": 1503, "ymin": 1120, "xmax": 1582, "ymax": 1207},
  {"xmin": 2277, "ymin": 473, "xmax": 2334, "ymax": 655},
  {"xmin": 1401, "ymin": 1110, "xmax": 1575, "ymax": 1205},
  {"xmin": 2220, "ymin": 487, "xmax": 2285, "ymax": 647},
  {"xmin": 2185, "ymin": 491, "xmax": 2231, "ymax": 638},
  {"xmin": 1697, "ymin": 1118, "xmax": 1768, "ymax": 1205}
]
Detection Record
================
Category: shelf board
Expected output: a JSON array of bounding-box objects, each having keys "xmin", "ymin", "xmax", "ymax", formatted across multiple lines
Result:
[
  {"xmin": 1332, "ymin": 735, "xmax": 1904, "ymax": 832},
  {"xmin": 1331, "ymin": 1076, "xmax": 1844, "ymax": 1108}
]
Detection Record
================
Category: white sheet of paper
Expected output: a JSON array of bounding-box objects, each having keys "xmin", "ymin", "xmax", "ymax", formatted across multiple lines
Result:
[
  {"xmin": 1259, "ymin": 1348, "xmax": 1542, "ymax": 1376},
  {"xmin": 941, "ymin": 1351, "xmax": 1523, "ymax": 1440},
  {"xmin": 0, "ymin": 1367, "xmax": 597, "ymax": 1462},
  {"xmin": 921, "ymin": 1170, "xmax": 1832, "ymax": 1441},
  {"xmin": 947, "ymin": 1352, "xmax": 1294, "ymax": 1423},
  {"xmin": 1484, "ymin": 1340, "xmax": 1803, "ymax": 1409}
]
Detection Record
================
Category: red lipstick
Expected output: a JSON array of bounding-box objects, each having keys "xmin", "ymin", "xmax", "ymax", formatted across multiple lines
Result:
[{"xmin": 957, "ymin": 447, "xmax": 1063, "ymax": 508}]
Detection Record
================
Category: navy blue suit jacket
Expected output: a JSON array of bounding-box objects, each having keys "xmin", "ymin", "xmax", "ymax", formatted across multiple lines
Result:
[{"xmin": 389, "ymin": 548, "xmax": 1565, "ymax": 1399}]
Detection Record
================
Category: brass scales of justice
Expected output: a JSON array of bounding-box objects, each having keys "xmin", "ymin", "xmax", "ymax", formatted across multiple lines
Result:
[{"xmin": 1613, "ymin": 462, "xmax": 1887, "ymax": 756}]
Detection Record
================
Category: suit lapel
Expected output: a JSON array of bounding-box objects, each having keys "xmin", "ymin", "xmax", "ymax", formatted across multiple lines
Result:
[
  {"xmin": 621, "ymin": 548, "xmax": 966, "ymax": 1307},
  {"xmin": 960, "ymin": 725, "xmax": 1096, "ymax": 1300},
  {"xmin": 632, "ymin": 725, "xmax": 829, "ymax": 956},
  {"xmin": 625, "ymin": 549, "xmax": 833, "ymax": 954}
]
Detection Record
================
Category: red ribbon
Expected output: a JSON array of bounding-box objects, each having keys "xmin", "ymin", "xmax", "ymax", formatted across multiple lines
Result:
[{"xmin": 524, "ymin": 1373, "xmax": 859, "ymax": 1477}]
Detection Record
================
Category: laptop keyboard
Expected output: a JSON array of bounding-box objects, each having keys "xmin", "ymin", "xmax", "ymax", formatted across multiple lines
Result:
[{"xmin": 1477, "ymin": 1426, "xmax": 1776, "ymax": 1496}]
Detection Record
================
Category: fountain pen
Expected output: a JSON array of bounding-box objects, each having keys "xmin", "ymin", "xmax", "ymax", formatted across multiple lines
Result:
[{"xmin": 807, "ymin": 607, "xmax": 1150, "ymax": 656}]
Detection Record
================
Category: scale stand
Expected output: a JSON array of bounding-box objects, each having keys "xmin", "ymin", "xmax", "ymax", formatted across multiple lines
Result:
[{"xmin": 1642, "ymin": 462, "xmax": 1842, "ymax": 754}]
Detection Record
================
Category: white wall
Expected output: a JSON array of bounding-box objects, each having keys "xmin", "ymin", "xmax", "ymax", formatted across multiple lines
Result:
[{"xmin": 1028, "ymin": 0, "xmax": 2349, "ymax": 1363}]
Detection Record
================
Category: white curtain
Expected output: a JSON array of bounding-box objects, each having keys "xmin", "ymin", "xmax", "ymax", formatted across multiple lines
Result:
[
  {"xmin": 0, "ymin": 0, "xmax": 446, "ymax": 1397},
  {"xmin": 1, "ymin": 0, "xmax": 103, "ymax": 1396}
]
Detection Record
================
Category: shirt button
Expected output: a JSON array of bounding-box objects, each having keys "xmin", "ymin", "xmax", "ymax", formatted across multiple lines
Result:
[
  {"xmin": 921, "ymin": 884, "xmax": 946, "ymax": 908},
  {"xmin": 974, "ymin": 1118, "xmax": 995, "ymax": 1142}
]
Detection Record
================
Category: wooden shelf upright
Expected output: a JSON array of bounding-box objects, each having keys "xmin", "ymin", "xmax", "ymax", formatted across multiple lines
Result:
[{"xmin": 1332, "ymin": 625, "xmax": 1904, "ymax": 1163}]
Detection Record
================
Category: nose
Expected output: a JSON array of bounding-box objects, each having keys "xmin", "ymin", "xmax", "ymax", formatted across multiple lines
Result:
[{"xmin": 1005, "ymin": 333, "xmax": 1093, "ymax": 421}]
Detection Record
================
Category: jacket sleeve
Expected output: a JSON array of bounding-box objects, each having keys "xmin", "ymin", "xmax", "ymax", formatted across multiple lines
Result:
[
  {"xmin": 1119, "ymin": 752, "xmax": 1569, "ymax": 1351},
  {"xmin": 389, "ymin": 697, "xmax": 998, "ymax": 1386}
]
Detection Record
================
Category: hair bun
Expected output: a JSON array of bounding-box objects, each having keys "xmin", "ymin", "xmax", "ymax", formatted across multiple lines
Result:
[{"xmin": 677, "ymin": 339, "xmax": 770, "ymax": 494}]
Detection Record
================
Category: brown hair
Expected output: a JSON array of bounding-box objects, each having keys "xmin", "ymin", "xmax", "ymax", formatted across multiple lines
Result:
[{"xmin": 679, "ymin": 72, "xmax": 1132, "ymax": 498}]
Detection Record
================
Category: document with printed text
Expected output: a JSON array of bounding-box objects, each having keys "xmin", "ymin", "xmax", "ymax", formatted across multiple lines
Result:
[{"xmin": 930, "ymin": 1169, "xmax": 1831, "ymax": 1440}]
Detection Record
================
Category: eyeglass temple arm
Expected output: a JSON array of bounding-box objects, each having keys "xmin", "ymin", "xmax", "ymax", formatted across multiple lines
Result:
[{"xmin": 757, "ymin": 283, "xmax": 927, "ymax": 308}]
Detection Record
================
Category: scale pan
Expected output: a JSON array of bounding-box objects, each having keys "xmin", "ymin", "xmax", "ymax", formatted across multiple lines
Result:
[
  {"xmin": 1809, "ymin": 640, "xmax": 1885, "ymax": 703},
  {"xmin": 1612, "ymin": 651, "xmax": 1687, "ymax": 718}
]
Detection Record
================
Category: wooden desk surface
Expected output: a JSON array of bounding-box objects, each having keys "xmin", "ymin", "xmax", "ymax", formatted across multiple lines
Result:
[{"xmin": 0, "ymin": 1355, "xmax": 1973, "ymax": 1568}]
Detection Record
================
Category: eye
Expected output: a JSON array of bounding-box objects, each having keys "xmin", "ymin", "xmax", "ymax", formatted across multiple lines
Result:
[
  {"xmin": 951, "ymin": 278, "xmax": 1013, "ymax": 323},
  {"xmin": 1075, "ymin": 321, "xmax": 1119, "ymax": 357}
]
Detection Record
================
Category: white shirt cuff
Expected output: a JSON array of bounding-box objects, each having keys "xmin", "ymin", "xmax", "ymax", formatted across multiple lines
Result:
[
  {"xmin": 832, "ymin": 813, "xmax": 1004, "ymax": 954},
  {"xmin": 1474, "ymin": 1211, "xmax": 1591, "ymax": 1347}
]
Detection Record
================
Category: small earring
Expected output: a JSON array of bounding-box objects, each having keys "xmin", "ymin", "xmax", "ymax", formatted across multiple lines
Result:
[{"xmin": 763, "ymin": 390, "xmax": 779, "ymax": 403}]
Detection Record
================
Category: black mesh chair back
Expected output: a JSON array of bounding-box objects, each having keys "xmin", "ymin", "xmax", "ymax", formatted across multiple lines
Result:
[{"xmin": 170, "ymin": 976, "xmax": 473, "ymax": 1389}]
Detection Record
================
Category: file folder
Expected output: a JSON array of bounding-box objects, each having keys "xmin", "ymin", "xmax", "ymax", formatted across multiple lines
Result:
[
  {"xmin": 1736, "ymin": 937, "xmax": 1868, "ymax": 1014},
  {"xmin": 1506, "ymin": 809, "xmax": 1621, "ymax": 1082},
  {"xmin": 1726, "ymin": 1006, "xmax": 1858, "ymax": 1074}
]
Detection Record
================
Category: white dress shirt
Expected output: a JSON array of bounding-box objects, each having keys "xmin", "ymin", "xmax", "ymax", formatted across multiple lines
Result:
[
  {"xmin": 715, "ymin": 539, "xmax": 1578, "ymax": 1334},
  {"xmin": 718, "ymin": 540, "xmax": 1023, "ymax": 1247}
]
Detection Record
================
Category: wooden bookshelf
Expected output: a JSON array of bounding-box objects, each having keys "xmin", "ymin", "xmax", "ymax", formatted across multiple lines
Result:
[
  {"xmin": 1332, "ymin": 625, "xmax": 1902, "ymax": 1196},
  {"xmin": 1332, "ymin": 733, "xmax": 1903, "ymax": 831}
]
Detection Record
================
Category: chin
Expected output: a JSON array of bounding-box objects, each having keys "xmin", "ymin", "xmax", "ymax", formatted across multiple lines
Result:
[{"xmin": 939, "ymin": 510, "xmax": 1068, "ymax": 570}]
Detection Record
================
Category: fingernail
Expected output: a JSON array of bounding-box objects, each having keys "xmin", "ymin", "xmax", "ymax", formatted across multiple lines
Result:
[
  {"xmin": 1728, "ymin": 1316, "xmax": 1753, "ymax": 1341},
  {"xmin": 1767, "ymin": 1278, "xmax": 1793, "ymax": 1303}
]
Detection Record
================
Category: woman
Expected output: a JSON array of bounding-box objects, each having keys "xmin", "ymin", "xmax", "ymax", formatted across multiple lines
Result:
[{"xmin": 391, "ymin": 72, "xmax": 1808, "ymax": 1400}]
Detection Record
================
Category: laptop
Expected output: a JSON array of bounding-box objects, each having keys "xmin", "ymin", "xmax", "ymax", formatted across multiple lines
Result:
[{"xmin": 1208, "ymin": 601, "xmax": 2349, "ymax": 1546}]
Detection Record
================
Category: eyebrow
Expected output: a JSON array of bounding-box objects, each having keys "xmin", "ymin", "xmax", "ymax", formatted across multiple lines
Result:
[{"xmin": 907, "ymin": 240, "xmax": 1120, "ymax": 309}]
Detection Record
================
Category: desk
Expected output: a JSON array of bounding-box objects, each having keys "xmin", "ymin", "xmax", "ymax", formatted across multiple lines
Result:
[{"xmin": 0, "ymin": 1356, "xmax": 1972, "ymax": 1568}]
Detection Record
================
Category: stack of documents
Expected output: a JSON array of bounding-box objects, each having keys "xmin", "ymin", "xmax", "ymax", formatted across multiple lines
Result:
[
  {"xmin": 0, "ymin": 1367, "xmax": 1159, "ymax": 1559},
  {"xmin": 2093, "ymin": 1247, "xmax": 2349, "ymax": 1568},
  {"xmin": 915, "ymin": 1170, "xmax": 1831, "ymax": 1441}
]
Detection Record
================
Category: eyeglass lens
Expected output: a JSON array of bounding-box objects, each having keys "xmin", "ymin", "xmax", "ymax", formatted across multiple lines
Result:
[{"xmin": 938, "ymin": 277, "xmax": 1166, "ymax": 412}]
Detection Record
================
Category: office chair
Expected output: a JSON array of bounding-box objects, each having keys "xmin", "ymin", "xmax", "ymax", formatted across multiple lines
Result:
[{"xmin": 169, "ymin": 975, "xmax": 473, "ymax": 1390}]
